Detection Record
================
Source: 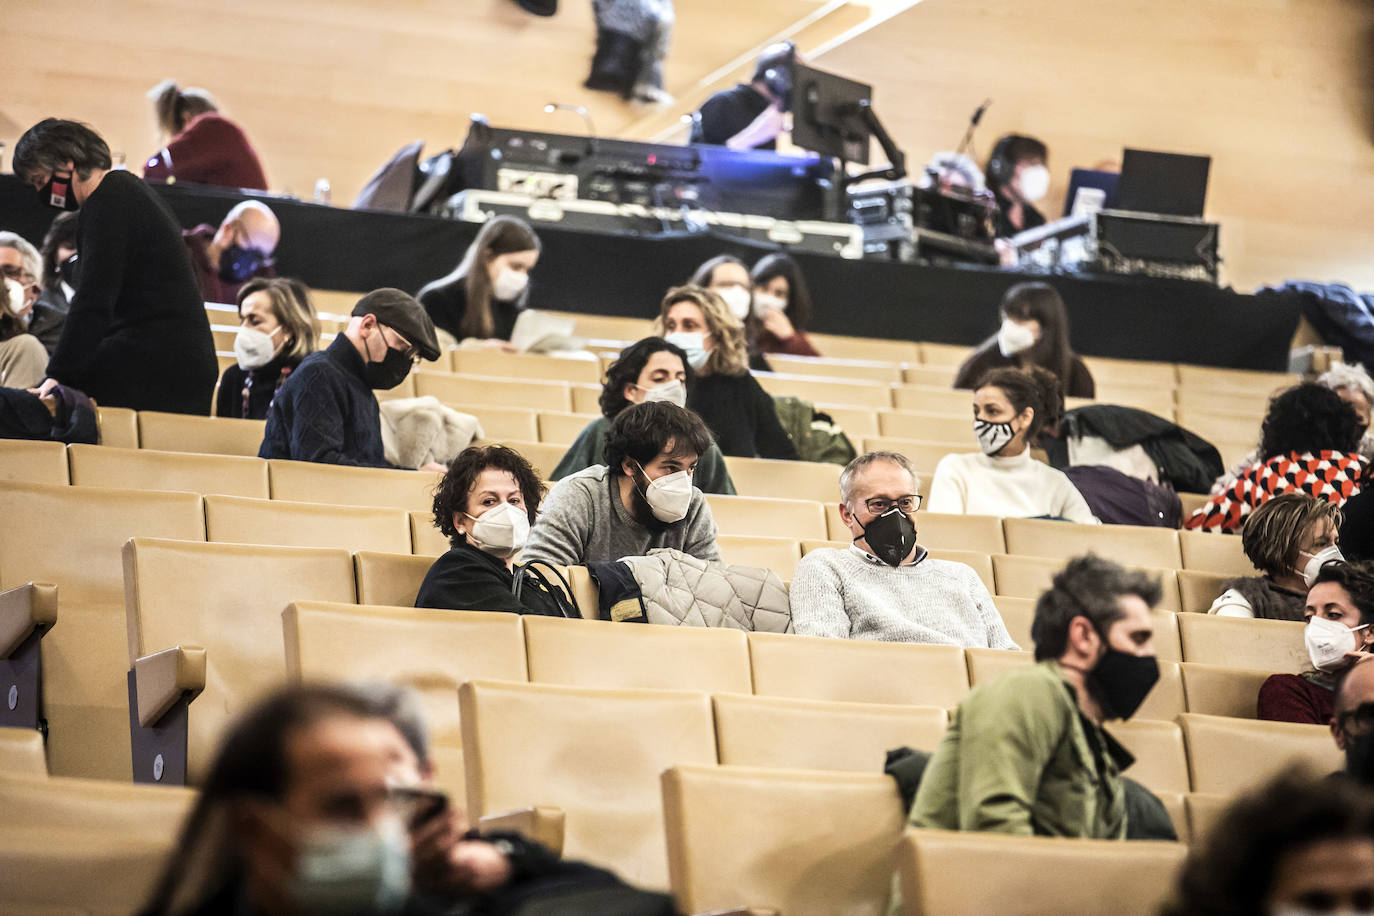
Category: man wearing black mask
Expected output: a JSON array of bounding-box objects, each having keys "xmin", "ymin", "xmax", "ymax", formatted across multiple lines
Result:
[
  {"xmin": 182, "ymin": 199, "xmax": 279, "ymax": 304},
  {"xmin": 260, "ymin": 288, "xmax": 445, "ymax": 469},
  {"xmin": 1332, "ymin": 657, "xmax": 1374, "ymax": 785},
  {"xmin": 789, "ymin": 451, "xmax": 1017, "ymax": 649}
]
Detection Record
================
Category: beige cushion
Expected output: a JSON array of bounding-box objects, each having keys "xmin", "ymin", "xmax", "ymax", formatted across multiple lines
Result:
[
  {"xmin": 706, "ymin": 494, "xmax": 828, "ymax": 540},
  {"xmin": 69, "ymin": 444, "xmax": 269, "ymax": 498},
  {"xmin": 747, "ymin": 631, "xmax": 969, "ymax": 708},
  {"xmin": 1180, "ymin": 662, "xmax": 1271, "ymax": 718},
  {"xmin": 722, "ymin": 456, "xmax": 841, "ymax": 503},
  {"xmin": 1177, "ymin": 613, "xmax": 1307, "ymax": 672},
  {"xmin": 1002, "ymin": 518, "xmax": 1183, "ymax": 570},
  {"xmin": 267, "ymin": 459, "xmax": 442, "ymax": 512},
  {"xmin": 1179, "ymin": 530, "xmax": 1254, "ymax": 576},
  {"xmin": 354, "ymin": 551, "xmax": 434, "ymax": 607},
  {"xmin": 0, "ymin": 440, "xmax": 67, "ymax": 485},
  {"xmin": 1178, "ymin": 713, "xmax": 1342, "ymax": 795},
  {"xmin": 137, "ymin": 411, "xmax": 265, "ymax": 457},
  {"xmin": 204, "ymin": 494, "xmax": 411, "ymax": 553},
  {"xmin": 1105, "ymin": 719, "xmax": 1190, "ymax": 794}
]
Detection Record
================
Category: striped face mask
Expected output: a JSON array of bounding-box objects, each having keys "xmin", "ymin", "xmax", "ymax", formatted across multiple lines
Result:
[{"xmin": 974, "ymin": 418, "xmax": 1016, "ymax": 456}]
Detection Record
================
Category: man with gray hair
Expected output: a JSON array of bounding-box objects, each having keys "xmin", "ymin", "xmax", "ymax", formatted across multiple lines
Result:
[
  {"xmin": 788, "ymin": 450, "xmax": 1017, "ymax": 648},
  {"xmin": 0, "ymin": 231, "xmax": 52, "ymax": 387},
  {"xmin": 182, "ymin": 199, "xmax": 280, "ymax": 303}
]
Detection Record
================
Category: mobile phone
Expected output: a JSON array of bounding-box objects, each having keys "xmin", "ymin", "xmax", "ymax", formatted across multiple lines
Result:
[{"xmin": 391, "ymin": 786, "xmax": 450, "ymax": 829}]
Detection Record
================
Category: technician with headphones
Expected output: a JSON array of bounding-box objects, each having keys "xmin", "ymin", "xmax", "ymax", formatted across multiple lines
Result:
[
  {"xmin": 691, "ymin": 41, "xmax": 797, "ymax": 151},
  {"xmin": 985, "ymin": 134, "xmax": 1052, "ymax": 239}
]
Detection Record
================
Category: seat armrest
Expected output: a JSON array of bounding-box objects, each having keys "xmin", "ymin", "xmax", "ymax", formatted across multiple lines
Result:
[
  {"xmin": 0, "ymin": 583, "xmax": 58, "ymax": 658},
  {"xmin": 478, "ymin": 806, "xmax": 566, "ymax": 856},
  {"xmin": 133, "ymin": 646, "xmax": 207, "ymax": 727}
]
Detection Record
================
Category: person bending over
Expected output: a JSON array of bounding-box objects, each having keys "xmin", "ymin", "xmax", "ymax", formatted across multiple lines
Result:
[
  {"xmin": 259, "ymin": 288, "xmax": 443, "ymax": 468},
  {"xmin": 1209, "ymin": 493, "xmax": 1342, "ymax": 621},
  {"xmin": 416, "ymin": 445, "xmax": 550, "ymax": 614},
  {"xmin": 416, "ymin": 216, "xmax": 540, "ymax": 347},
  {"xmin": 953, "ymin": 282, "xmax": 1093, "ymax": 398},
  {"xmin": 789, "ymin": 451, "xmax": 1016, "ymax": 648},
  {"xmin": 14, "ymin": 118, "xmax": 217, "ymax": 415},
  {"xmin": 143, "ymin": 79, "xmax": 268, "ymax": 191},
  {"xmin": 182, "ymin": 200, "xmax": 280, "ymax": 304},
  {"xmin": 550, "ymin": 336, "xmax": 736, "ymax": 494},
  {"xmin": 216, "ymin": 278, "xmax": 319, "ymax": 421},
  {"xmin": 521, "ymin": 400, "xmax": 722, "ymax": 566}
]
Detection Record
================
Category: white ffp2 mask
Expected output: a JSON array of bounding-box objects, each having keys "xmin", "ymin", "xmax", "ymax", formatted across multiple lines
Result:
[
  {"xmin": 638, "ymin": 464, "xmax": 694, "ymax": 523},
  {"xmin": 1305, "ymin": 615, "xmax": 1368, "ymax": 671},
  {"xmin": 1017, "ymin": 164, "xmax": 1051, "ymax": 202},
  {"xmin": 234, "ymin": 325, "xmax": 282, "ymax": 370},
  {"xmin": 464, "ymin": 502, "xmax": 530, "ymax": 558},
  {"xmin": 717, "ymin": 286, "xmax": 752, "ymax": 321},
  {"xmin": 641, "ymin": 379, "xmax": 687, "ymax": 408},
  {"xmin": 1299, "ymin": 546, "xmax": 1345, "ymax": 588},
  {"xmin": 492, "ymin": 268, "xmax": 529, "ymax": 302},
  {"xmin": 997, "ymin": 319, "xmax": 1036, "ymax": 357},
  {"xmin": 752, "ymin": 292, "xmax": 786, "ymax": 319}
]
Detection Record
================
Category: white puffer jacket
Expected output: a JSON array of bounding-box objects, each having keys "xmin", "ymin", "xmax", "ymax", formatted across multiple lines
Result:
[{"xmin": 619, "ymin": 548, "xmax": 792, "ymax": 632}]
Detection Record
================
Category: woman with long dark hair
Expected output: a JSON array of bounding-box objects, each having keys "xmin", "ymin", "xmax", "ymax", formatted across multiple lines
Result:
[
  {"xmin": 416, "ymin": 216, "xmax": 541, "ymax": 346},
  {"xmin": 953, "ymin": 281, "xmax": 1095, "ymax": 398},
  {"xmin": 750, "ymin": 252, "xmax": 820, "ymax": 357}
]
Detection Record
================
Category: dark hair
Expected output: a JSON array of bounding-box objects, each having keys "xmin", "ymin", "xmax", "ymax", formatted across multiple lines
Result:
[
  {"xmin": 689, "ymin": 254, "xmax": 748, "ymax": 289},
  {"xmin": 432, "ymin": 445, "xmax": 546, "ymax": 547},
  {"xmin": 1340, "ymin": 491, "xmax": 1374, "ymax": 564},
  {"xmin": 419, "ymin": 216, "xmax": 541, "ymax": 340},
  {"xmin": 604, "ymin": 400, "xmax": 715, "ymax": 479},
  {"xmin": 750, "ymin": 252, "xmax": 813, "ymax": 332},
  {"xmin": 1259, "ymin": 384, "xmax": 1364, "ymax": 460},
  {"xmin": 599, "ymin": 337, "xmax": 694, "ymax": 419},
  {"xmin": 1313, "ymin": 561, "xmax": 1374, "ymax": 628},
  {"xmin": 1239, "ymin": 493, "xmax": 1343, "ymax": 580},
  {"xmin": 1030, "ymin": 554, "xmax": 1163, "ymax": 661},
  {"xmin": 1162, "ymin": 767, "xmax": 1374, "ymax": 916},
  {"xmin": 975, "ymin": 364, "xmax": 1063, "ymax": 444},
  {"xmin": 40, "ymin": 211, "xmax": 80, "ymax": 290},
  {"xmin": 990, "ymin": 282, "xmax": 1076, "ymax": 384},
  {"xmin": 985, "ymin": 134, "xmax": 1048, "ymax": 195},
  {"xmin": 13, "ymin": 119, "xmax": 113, "ymax": 181},
  {"xmin": 752, "ymin": 40, "xmax": 795, "ymax": 83}
]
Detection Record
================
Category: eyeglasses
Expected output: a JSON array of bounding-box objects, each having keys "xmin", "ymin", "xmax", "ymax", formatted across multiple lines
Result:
[
  {"xmin": 382, "ymin": 326, "xmax": 420, "ymax": 364},
  {"xmin": 863, "ymin": 495, "xmax": 921, "ymax": 515}
]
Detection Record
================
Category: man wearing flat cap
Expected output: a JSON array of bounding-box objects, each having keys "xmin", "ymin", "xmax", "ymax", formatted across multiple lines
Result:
[{"xmin": 260, "ymin": 288, "xmax": 445, "ymax": 468}]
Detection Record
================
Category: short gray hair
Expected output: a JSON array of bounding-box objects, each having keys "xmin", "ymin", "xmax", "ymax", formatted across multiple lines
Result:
[
  {"xmin": 839, "ymin": 451, "xmax": 920, "ymax": 505},
  {"xmin": 0, "ymin": 232, "xmax": 41, "ymax": 283},
  {"xmin": 1319, "ymin": 363, "xmax": 1374, "ymax": 404}
]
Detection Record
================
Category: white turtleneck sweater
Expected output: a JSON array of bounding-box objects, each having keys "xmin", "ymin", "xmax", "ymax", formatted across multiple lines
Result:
[{"xmin": 927, "ymin": 450, "xmax": 1098, "ymax": 524}]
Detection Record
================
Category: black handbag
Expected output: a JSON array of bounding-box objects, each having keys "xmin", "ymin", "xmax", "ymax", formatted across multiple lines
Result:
[{"xmin": 511, "ymin": 562, "xmax": 580, "ymax": 618}]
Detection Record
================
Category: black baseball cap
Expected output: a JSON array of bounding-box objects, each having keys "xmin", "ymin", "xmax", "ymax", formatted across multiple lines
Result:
[{"xmin": 352, "ymin": 288, "xmax": 440, "ymax": 361}]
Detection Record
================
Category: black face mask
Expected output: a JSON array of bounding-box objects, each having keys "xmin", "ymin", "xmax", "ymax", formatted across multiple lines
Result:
[
  {"xmin": 1087, "ymin": 648, "xmax": 1160, "ymax": 720},
  {"xmin": 39, "ymin": 171, "xmax": 80, "ymax": 211},
  {"xmin": 363, "ymin": 345, "xmax": 414, "ymax": 391},
  {"xmin": 1346, "ymin": 731, "xmax": 1374, "ymax": 787},
  {"xmin": 218, "ymin": 244, "xmax": 270, "ymax": 283},
  {"xmin": 858, "ymin": 508, "xmax": 917, "ymax": 568},
  {"xmin": 59, "ymin": 253, "xmax": 81, "ymax": 290}
]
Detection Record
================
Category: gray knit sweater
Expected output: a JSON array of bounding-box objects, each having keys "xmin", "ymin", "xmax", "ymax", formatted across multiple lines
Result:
[
  {"xmin": 521, "ymin": 465, "xmax": 722, "ymax": 567},
  {"xmin": 789, "ymin": 546, "xmax": 1019, "ymax": 648}
]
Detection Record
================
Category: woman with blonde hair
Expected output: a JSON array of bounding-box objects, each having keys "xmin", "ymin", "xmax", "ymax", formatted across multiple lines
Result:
[
  {"xmin": 652, "ymin": 284, "xmax": 796, "ymax": 459},
  {"xmin": 142, "ymin": 79, "xmax": 267, "ymax": 191},
  {"xmin": 416, "ymin": 215, "xmax": 541, "ymax": 346},
  {"xmin": 215, "ymin": 277, "xmax": 320, "ymax": 420}
]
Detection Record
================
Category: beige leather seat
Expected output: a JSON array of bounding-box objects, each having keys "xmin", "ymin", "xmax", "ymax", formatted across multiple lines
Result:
[
  {"xmin": 0, "ymin": 440, "xmax": 68, "ymax": 485},
  {"xmin": 712, "ymin": 693, "xmax": 947, "ymax": 772},
  {"xmin": 662, "ymin": 764, "xmax": 905, "ymax": 916},
  {"xmin": 283, "ymin": 601, "xmax": 527, "ymax": 798},
  {"xmin": 768, "ymin": 353, "xmax": 904, "ymax": 384},
  {"xmin": 861, "ymin": 436, "xmax": 964, "ymax": 472},
  {"xmin": 815, "ymin": 404, "xmax": 880, "ymax": 438},
  {"xmin": 897, "ymin": 829, "xmax": 1187, "ymax": 916},
  {"xmin": 0, "ymin": 482, "xmax": 205, "ymax": 779},
  {"xmin": 877, "ymin": 410, "xmax": 975, "ymax": 444},
  {"xmin": 1180, "ymin": 662, "xmax": 1272, "ymax": 718},
  {"xmin": 1105, "ymin": 719, "xmax": 1191, "ymax": 794},
  {"xmin": 1178, "ymin": 569, "xmax": 1231, "ymax": 614},
  {"xmin": 0, "ymin": 727, "xmax": 47, "ymax": 778},
  {"xmin": 267, "ymin": 458, "xmax": 442, "ymax": 511},
  {"xmin": 900, "ymin": 365, "xmax": 957, "ymax": 388},
  {"xmin": 721, "ymin": 456, "xmax": 842, "ymax": 502},
  {"xmin": 571, "ymin": 384, "xmax": 603, "ymax": 415},
  {"xmin": 994, "ymin": 600, "xmax": 1182, "ymax": 663},
  {"xmin": 1080, "ymin": 356, "xmax": 1178, "ymax": 389},
  {"xmin": 916, "ymin": 342, "xmax": 972, "ymax": 366},
  {"xmin": 535, "ymin": 410, "xmax": 598, "ymax": 445},
  {"xmin": 715, "ymin": 535, "xmax": 803, "ymax": 577},
  {"xmin": 442, "ymin": 403, "xmax": 539, "ymax": 441},
  {"xmin": 522, "ymin": 615, "xmax": 751, "ymax": 693},
  {"xmin": 1174, "ymin": 386, "xmax": 1273, "ymax": 418},
  {"xmin": 1178, "ymin": 491, "xmax": 1209, "ymax": 518},
  {"xmin": 1175, "ymin": 407, "xmax": 1263, "ymax": 445},
  {"xmin": 96, "ymin": 406, "xmax": 139, "ymax": 449},
  {"xmin": 927, "ymin": 548, "xmax": 994, "ymax": 591},
  {"xmin": 137, "ymin": 410, "xmax": 266, "ymax": 457},
  {"xmin": 459, "ymin": 680, "xmax": 716, "ymax": 890},
  {"xmin": 992, "ymin": 554, "xmax": 1182, "ymax": 610},
  {"xmin": 451, "ymin": 350, "xmax": 603, "ymax": 384},
  {"xmin": 747, "ymin": 632, "xmax": 969, "ymax": 708},
  {"xmin": 490, "ymin": 439, "xmax": 573, "ymax": 480},
  {"xmin": 204, "ymin": 494, "xmax": 412, "ymax": 553},
  {"xmin": 1002, "ymin": 518, "xmax": 1183, "ymax": 570},
  {"xmin": 355, "ymin": 551, "xmax": 434, "ymax": 607},
  {"xmin": 410, "ymin": 511, "xmax": 451, "ymax": 556},
  {"xmin": 1179, "ymin": 530, "xmax": 1254, "ymax": 576},
  {"xmin": 890, "ymin": 384, "xmax": 972, "ymax": 414},
  {"xmin": 964, "ymin": 647, "xmax": 1033, "ymax": 686},
  {"xmin": 1178, "ymin": 712, "xmax": 1342, "ymax": 795},
  {"xmin": 1176, "ymin": 613, "xmax": 1307, "ymax": 671},
  {"xmin": 414, "ymin": 371, "xmax": 573, "ymax": 411},
  {"xmin": 1175, "ymin": 364, "xmax": 1298, "ymax": 393},
  {"xmin": 755, "ymin": 371, "xmax": 893, "ymax": 408},
  {"xmin": 1073, "ymin": 387, "xmax": 1179, "ymax": 420},
  {"xmin": 1184, "ymin": 792, "xmax": 1231, "ymax": 844},
  {"xmin": 124, "ymin": 537, "xmax": 356, "ymax": 785},
  {"xmin": 535, "ymin": 309, "xmax": 653, "ymax": 343},
  {"xmin": 69, "ymin": 444, "xmax": 270, "ymax": 498},
  {"xmin": 705, "ymin": 494, "xmax": 828, "ymax": 540},
  {"xmin": 806, "ymin": 333, "xmax": 919, "ymax": 363}
]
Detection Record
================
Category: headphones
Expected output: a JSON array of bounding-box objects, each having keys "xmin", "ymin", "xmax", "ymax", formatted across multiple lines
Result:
[
  {"xmin": 758, "ymin": 40, "xmax": 797, "ymax": 109},
  {"xmin": 985, "ymin": 135, "xmax": 1018, "ymax": 186}
]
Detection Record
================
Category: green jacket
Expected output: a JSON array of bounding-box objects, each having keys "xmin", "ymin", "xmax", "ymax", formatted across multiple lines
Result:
[{"xmin": 549, "ymin": 416, "xmax": 737, "ymax": 495}]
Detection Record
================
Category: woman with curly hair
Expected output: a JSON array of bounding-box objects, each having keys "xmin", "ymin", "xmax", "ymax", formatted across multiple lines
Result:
[
  {"xmin": 1187, "ymin": 384, "xmax": 1367, "ymax": 532},
  {"xmin": 414, "ymin": 444, "xmax": 548, "ymax": 613}
]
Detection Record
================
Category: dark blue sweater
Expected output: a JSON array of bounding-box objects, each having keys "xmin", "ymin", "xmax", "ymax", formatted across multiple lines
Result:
[{"xmin": 258, "ymin": 335, "xmax": 393, "ymax": 467}]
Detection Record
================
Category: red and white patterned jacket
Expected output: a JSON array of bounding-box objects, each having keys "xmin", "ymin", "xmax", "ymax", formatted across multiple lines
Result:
[{"xmin": 1185, "ymin": 450, "xmax": 1365, "ymax": 533}]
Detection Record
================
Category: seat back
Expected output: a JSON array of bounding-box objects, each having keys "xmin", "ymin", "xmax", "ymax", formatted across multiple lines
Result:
[
  {"xmin": 0, "ymin": 482, "xmax": 205, "ymax": 779},
  {"xmin": 490, "ymin": 439, "xmax": 571, "ymax": 480},
  {"xmin": 1002, "ymin": 518, "xmax": 1183, "ymax": 569},
  {"xmin": 927, "ymin": 548, "xmax": 994, "ymax": 591},
  {"xmin": 1178, "ymin": 713, "xmax": 1342, "ymax": 795},
  {"xmin": 1104, "ymin": 719, "xmax": 1190, "ymax": 794},
  {"xmin": 994, "ymin": 601, "xmax": 1181, "ymax": 663},
  {"xmin": 267, "ymin": 459, "xmax": 442, "ymax": 512},
  {"xmin": 662, "ymin": 764, "xmax": 904, "ymax": 916},
  {"xmin": 414, "ymin": 371, "xmax": 573, "ymax": 411},
  {"xmin": 446, "ymin": 403, "xmax": 539, "ymax": 441},
  {"xmin": 535, "ymin": 410, "xmax": 597, "ymax": 445},
  {"xmin": 1175, "ymin": 365, "xmax": 1299, "ymax": 393},
  {"xmin": 451, "ymin": 350, "xmax": 603, "ymax": 384},
  {"xmin": 768, "ymin": 353, "xmax": 904, "ymax": 384},
  {"xmin": 96, "ymin": 406, "xmax": 139, "ymax": 448},
  {"xmin": 1180, "ymin": 662, "xmax": 1271, "ymax": 718},
  {"xmin": 1177, "ymin": 613, "xmax": 1307, "ymax": 671},
  {"xmin": 715, "ymin": 535, "xmax": 802, "ymax": 577},
  {"xmin": 124, "ymin": 538, "xmax": 356, "ymax": 784},
  {"xmin": 890, "ymin": 385, "xmax": 972, "ymax": 414},
  {"xmin": 69, "ymin": 444, "xmax": 269, "ymax": 498},
  {"xmin": 204, "ymin": 494, "xmax": 412, "ymax": 553},
  {"xmin": 1184, "ymin": 792, "xmax": 1231, "ymax": 845},
  {"xmin": 747, "ymin": 632, "xmax": 969, "ymax": 707},
  {"xmin": 459, "ymin": 680, "xmax": 716, "ymax": 890},
  {"xmin": 712, "ymin": 693, "xmax": 947, "ymax": 772},
  {"xmin": 409, "ymin": 511, "xmax": 451, "ymax": 556},
  {"xmin": 354, "ymin": 551, "xmax": 434, "ymax": 607},
  {"xmin": 755, "ymin": 372, "xmax": 893, "ymax": 408},
  {"xmin": 0, "ymin": 440, "xmax": 68, "ymax": 485},
  {"xmin": 992, "ymin": 554, "xmax": 1181, "ymax": 610},
  {"xmin": 0, "ymin": 727, "xmax": 47, "ymax": 777},
  {"xmin": 721, "ymin": 457, "xmax": 841, "ymax": 502},
  {"xmin": 283, "ymin": 601, "xmax": 528, "ymax": 798},
  {"xmin": 137, "ymin": 411, "xmax": 266, "ymax": 457},
  {"xmin": 1178, "ymin": 530, "xmax": 1254, "ymax": 576},
  {"xmin": 877, "ymin": 409, "xmax": 976, "ymax": 444},
  {"xmin": 1178, "ymin": 569, "xmax": 1231, "ymax": 613},
  {"xmin": 860, "ymin": 436, "xmax": 961, "ymax": 473},
  {"xmin": 898, "ymin": 829, "xmax": 1187, "ymax": 916},
  {"xmin": 705, "ymin": 494, "xmax": 828, "ymax": 540}
]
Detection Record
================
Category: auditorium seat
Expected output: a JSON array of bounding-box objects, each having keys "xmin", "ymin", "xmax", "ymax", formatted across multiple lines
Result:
[
  {"xmin": 414, "ymin": 370, "xmax": 573, "ymax": 412},
  {"xmin": 458, "ymin": 679, "xmax": 716, "ymax": 890},
  {"xmin": 901, "ymin": 365, "xmax": 957, "ymax": 388},
  {"xmin": 1211, "ymin": 438, "xmax": 1259, "ymax": 472},
  {"xmin": 204, "ymin": 494, "xmax": 412, "ymax": 554},
  {"xmin": 767, "ymin": 353, "xmax": 905, "ymax": 384},
  {"xmin": 96, "ymin": 406, "xmax": 139, "ymax": 449},
  {"xmin": 68, "ymin": 444, "xmax": 270, "ymax": 499},
  {"xmin": 0, "ymin": 481, "xmax": 205, "ymax": 779},
  {"xmin": 446, "ymin": 403, "xmax": 539, "ymax": 442},
  {"xmin": 1178, "ymin": 713, "xmax": 1341, "ymax": 795},
  {"xmin": 917, "ymin": 342, "xmax": 973, "ymax": 366},
  {"xmin": 1105, "ymin": 719, "xmax": 1191, "ymax": 794},
  {"xmin": 897, "ymin": 829, "xmax": 1186, "ymax": 916},
  {"xmin": 721, "ymin": 455, "xmax": 841, "ymax": 502},
  {"xmin": 1180, "ymin": 662, "xmax": 1270, "ymax": 718},
  {"xmin": 522, "ymin": 615, "xmax": 752, "ymax": 694},
  {"xmin": 571, "ymin": 384, "xmax": 603, "ymax": 415},
  {"xmin": 711, "ymin": 693, "xmax": 947, "ymax": 773},
  {"xmin": 0, "ymin": 440, "xmax": 68, "ymax": 485},
  {"xmin": 891, "ymin": 386, "xmax": 973, "ymax": 415},
  {"xmin": 537, "ymin": 309, "xmax": 653, "ymax": 342},
  {"xmin": 814, "ymin": 403, "xmax": 880, "ymax": 439},
  {"xmin": 1174, "ymin": 386, "xmax": 1272, "ymax": 418},
  {"xmin": 1176, "ymin": 613, "xmax": 1307, "ymax": 672},
  {"xmin": 354, "ymin": 551, "xmax": 432, "ymax": 607},
  {"xmin": 1072, "ymin": 387, "xmax": 1178, "ymax": 421},
  {"xmin": 705, "ymin": 494, "xmax": 828, "ymax": 540},
  {"xmin": 267, "ymin": 459, "xmax": 442, "ymax": 512},
  {"xmin": 756, "ymin": 371, "xmax": 894, "ymax": 409},
  {"xmin": 409, "ymin": 511, "xmax": 451, "ymax": 557},
  {"xmin": 1177, "ymin": 569, "xmax": 1230, "ymax": 613},
  {"xmin": 1175, "ymin": 364, "xmax": 1299, "ymax": 394},
  {"xmin": 372, "ymin": 373, "xmax": 417, "ymax": 402},
  {"xmin": 992, "ymin": 554, "xmax": 1182, "ymax": 610},
  {"xmin": 137, "ymin": 410, "xmax": 266, "ymax": 457},
  {"xmin": 283, "ymin": 601, "xmax": 528, "ymax": 798},
  {"xmin": 1080, "ymin": 356, "xmax": 1178, "ymax": 389},
  {"xmin": 535, "ymin": 410, "xmax": 598, "ymax": 446},
  {"xmin": 964, "ymin": 647, "xmax": 1032, "ymax": 686},
  {"xmin": 124, "ymin": 537, "xmax": 356, "ymax": 785},
  {"xmin": 715, "ymin": 535, "xmax": 803, "ymax": 577},
  {"xmin": 1178, "ymin": 491, "xmax": 1210, "ymax": 518},
  {"xmin": 927, "ymin": 548, "xmax": 995, "ymax": 591},
  {"xmin": 747, "ymin": 631, "xmax": 969, "ymax": 708},
  {"xmin": 0, "ymin": 727, "xmax": 47, "ymax": 778},
  {"xmin": 1178, "ymin": 529, "xmax": 1253, "ymax": 576},
  {"xmin": 861, "ymin": 436, "xmax": 962, "ymax": 472},
  {"xmin": 877, "ymin": 409, "xmax": 976, "ymax": 444},
  {"xmin": 1001, "ymin": 518, "xmax": 1184, "ymax": 570},
  {"xmin": 490, "ymin": 440, "xmax": 569, "ymax": 480},
  {"xmin": 808, "ymin": 332, "xmax": 920, "ymax": 363},
  {"xmin": 451, "ymin": 349, "xmax": 603, "ymax": 385},
  {"xmin": 993, "ymin": 600, "xmax": 1182, "ymax": 662},
  {"xmin": 1184, "ymin": 792, "xmax": 1231, "ymax": 844},
  {"xmin": 1175, "ymin": 407, "xmax": 1262, "ymax": 446},
  {"xmin": 661, "ymin": 764, "xmax": 905, "ymax": 916}
]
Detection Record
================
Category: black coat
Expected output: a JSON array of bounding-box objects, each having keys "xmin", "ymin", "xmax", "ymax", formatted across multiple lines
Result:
[
  {"xmin": 687, "ymin": 372, "xmax": 798, "ymax": 460},
  {"xmin": 215, "ymin": 352, "xmax": 300, "ymax": 421},
  {"xmin": 415, "ymin": 542, "xmax": 545, "ymax": 615},
  {"xmin": 416, "ymin": 276, "xmax": 521, "ymax": 342},
  {"xmin": 953, "ymin": 339, "xmax": 1096, "ymax": 399},
  {"xmin": 1048, "ymin": 404, "xmax": 1225, "ymax": 495}
]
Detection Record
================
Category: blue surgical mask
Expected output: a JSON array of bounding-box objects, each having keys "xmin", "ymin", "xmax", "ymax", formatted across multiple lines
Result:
[
  {"xmin": 664, "ymin": 332, "xmax": 708, "ymax": 370},
  {"xmin": 288, "ymin": 815, "xmax": 411, "ymax": 916}
]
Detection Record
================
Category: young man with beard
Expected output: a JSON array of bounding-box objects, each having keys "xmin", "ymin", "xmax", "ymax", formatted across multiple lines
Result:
[{"xmin": 521, "ymin": 400, "xmax": 722, "ymax": 566}]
